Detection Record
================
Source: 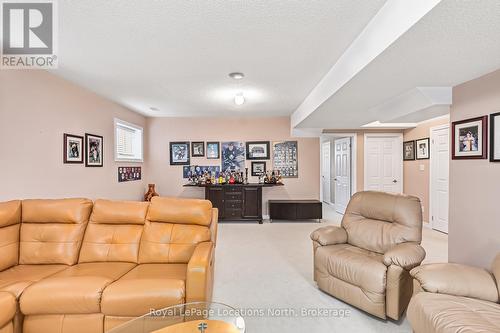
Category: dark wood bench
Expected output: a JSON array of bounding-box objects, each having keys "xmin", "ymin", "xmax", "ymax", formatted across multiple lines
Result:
[{"xmin": 268, "ymin": 200, "xmax": 322, "ymax": 222}]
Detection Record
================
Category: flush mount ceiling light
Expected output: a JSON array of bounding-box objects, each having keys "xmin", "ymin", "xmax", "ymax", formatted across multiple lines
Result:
[
  {"xmin": 234, "ymin": 92, "xmax": 245, "ymax": 105},
  {"xmin": 228, "ymin": 72, "xmax": 245, "ymax": 80},
  {"xmin": 149, "ymin": 106, "xmax": 160, "ymax": 112}
]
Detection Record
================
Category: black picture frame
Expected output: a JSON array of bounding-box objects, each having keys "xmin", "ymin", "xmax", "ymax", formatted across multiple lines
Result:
[
  {"xmin": 452, "ymin": 115, "xmax": 488, "ymax": 160},
  {"xmin": 85, "ymin": 133, "xmax": 103, "ymax": 167},
  {"xmin": 403, "ymin": 140, "xmax": 415, "ymax": 161},
  {"xmin": 416, "ymin": 138, "xmax": 430, "ymax": 160},
  {"xmin": 206, "ymin": 142, "xmax": 220, "ymax": 159},
  {"xmin": 191, "ymin": 141, "xmax": 205, "ymax": 157},
  {"xmin": 251, "ymin": 161, "xmax": 266, "ymax": 176},
  {"xmin": 246, "ymin": 141, "xmax": 270, "ymax": 160},
  {"xmin": 490, "ymin": 112, "xmax": 500, "ymax": 162},
  {"xmin": 169, "ymin": 142, "xmax": 190, "ymax": 165},
  {"xmin": 63, "ymin": 133, "xmax": 84, "ymax": 164}
]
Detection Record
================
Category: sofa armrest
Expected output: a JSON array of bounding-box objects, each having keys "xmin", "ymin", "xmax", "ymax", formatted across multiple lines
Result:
[
  {"xmin": 383, "ymin": 243, "xmax": 426, "ymax": 270},
  {"xmin": 410, "ymin": 263, "xmax": 499, "ymax": 303},
  {"xmin": 0, "ymin": 291, "xmax": 15, "ymax": 328},
  {"xmin": 186, "ymin": 241, "xmax": 214, "ymax": 303},
  {"xmin": 310, "ymin": 226, "xmax": 347, "ymax": 246}
]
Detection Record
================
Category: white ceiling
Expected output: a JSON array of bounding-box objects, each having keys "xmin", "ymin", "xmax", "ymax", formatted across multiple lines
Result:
[{"xmin": 53, "ymin": 0, "xmax": 385, "ymax": 117}]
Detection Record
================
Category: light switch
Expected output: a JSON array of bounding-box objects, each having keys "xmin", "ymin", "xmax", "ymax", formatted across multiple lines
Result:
[{"xmin": 419, "ymin": 164, "xmax": 425, "ymax": 171}]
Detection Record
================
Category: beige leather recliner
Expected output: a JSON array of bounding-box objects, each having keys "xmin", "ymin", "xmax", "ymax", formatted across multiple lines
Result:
[
  {"xmin": 311, "ymin": 191, "xmax": 426, "ymax": 320},
  {"xmin": 407, "ymin": 254, "xmax": 500, "ymax": 333}
]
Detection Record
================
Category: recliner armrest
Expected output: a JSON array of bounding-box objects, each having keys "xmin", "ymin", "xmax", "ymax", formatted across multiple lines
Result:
[
  {"xmin": 383, "ymin": 243, "xmax": 426, "ymax": 270},
  {"xmin": 186, "ymin": 241, "xmax": 214, "ymax": 303},
  {"xmin": 410, "ymin": 263, "xmax": 499, "ymax": 303},
  {"xmin": 310, "ymin": 226, "xmax": 347, "ymax": 246}
]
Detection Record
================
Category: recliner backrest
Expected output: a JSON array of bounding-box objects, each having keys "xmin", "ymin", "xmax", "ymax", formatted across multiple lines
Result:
[
  {"xmin": 492, "ymin": 253, "xmax": 500, "ymax": 302},
  {"xmin": 341, "ymin": 191, "xmax": 422, "ymax": 254},
  {"xmin": 139, "ymin": 197, "xmax": 212, "ymax": 264},
  {"xmin": 79, "ymin": 199, "xmax": 149, "ymax": 263},
  {"xmin": 0, "ymin": 200, "xmax": 21, "ymax": 271},
  {"xmin": 20, "ymin": 198, "xmax": 93, "ymax": 265}
]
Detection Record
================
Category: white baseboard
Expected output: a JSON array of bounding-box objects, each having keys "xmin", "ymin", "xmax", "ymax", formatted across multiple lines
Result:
[
  {"xmin": 262, "ymin": 215, "xmax": 270, "ymax": 220},
  {"xmin": 422, "ymin": 222, "xmax": 432, "ymax": 229}
]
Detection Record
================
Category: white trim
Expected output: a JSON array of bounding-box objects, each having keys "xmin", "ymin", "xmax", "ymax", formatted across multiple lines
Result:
[
  {"xmin": 320, "ymin": 133, "xmax": 358, "ymax": 197},
  {"xmin": 429, "ymin": 123, "xmax": 450, "ymax": 231},
  {"xmin": 363, "ymin": 133, "xmax": 404, "ymax": 192}
]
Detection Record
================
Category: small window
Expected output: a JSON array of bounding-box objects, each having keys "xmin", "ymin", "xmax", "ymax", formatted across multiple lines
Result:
[{"xmin": 114, "ymin": 118, "xmax": 143, "ymax": 162}]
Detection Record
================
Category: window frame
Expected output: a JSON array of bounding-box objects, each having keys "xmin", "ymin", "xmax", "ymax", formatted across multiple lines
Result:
[{"xmin": 114, "ymin": 118, "xmax": 144, "ymax": 163}]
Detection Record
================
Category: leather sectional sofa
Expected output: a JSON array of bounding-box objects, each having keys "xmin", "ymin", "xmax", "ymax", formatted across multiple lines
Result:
[
  {"xmin": 0, "ymin": 196, "xmax": 218, "ymax": 333},
  {"xmin": 407, "ymin": 254, "xmax": 500, "ymax": 333},
  {"xmin": 311, "ymin": 191, "xmax": 426, "ymax": 320}
]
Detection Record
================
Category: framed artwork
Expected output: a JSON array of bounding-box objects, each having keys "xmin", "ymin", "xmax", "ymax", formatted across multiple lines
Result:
[
  {"xmin": 63, "ymin": 133, "xmax": 84, "ymax": 164},
  {"xmin": 273, "ymin": 141, "xmax": 298, "ymax": 178},
  {"xmin": 251, "ymin": 161, "xmax": 266, "ymax": 176},
  {"xmin": 246, "ymin": 141, "xmax": 270, "ymax": 160},
  {"xmin": 170, "ymin": 142, "xmax": 190, "ymax": 165},
  {"xmin": 416, "ymin": 138, "xmax": 430, "ymax": 160},
  {"xmin": 490, "ymin": 112, "xmax": 500, "ymax": 162},
  {"xmin": 452, "ymin": 116, "xmax": 488, "ymax": 159},
  {"xmin": 221, "ymin": 141, "xmax": 245, "ymax": 171},
  {"xmin": 118, "ymin": 167, "xmax": 141, "ymax": 182},
  {"xmin": 85, "ymin": 133, "xmax": 103, "ymax": 167},
  {"xmin": 206, "ymin": 142, "xmax": 220, "ymax": 159},
  {"xmin": 191, "ymin": 142, "xmax": 205, "ymax": 157},
  {"xmin": 183, "ymin": 165, "xmax": 221, "ymax": 178},
  {"xmin": 403, "ymin": 140, "xmax": 415, "ymax": 161}
]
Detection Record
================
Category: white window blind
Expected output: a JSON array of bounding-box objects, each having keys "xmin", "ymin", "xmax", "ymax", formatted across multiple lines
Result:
[{"xmin": 114, "ymin": 119, "xmax": 143, "ymax": 162}]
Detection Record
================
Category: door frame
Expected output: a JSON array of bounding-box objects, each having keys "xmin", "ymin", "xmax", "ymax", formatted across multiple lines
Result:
[
  {"xmin": 429, "ymin": 123, "xmax": 450, "ymax": 230},
  {"xmin": 320, "ymin": 133, "xmax": 358, "ymax": 203},
  {"xmin": 363, "ymin": 133, "xmax": 404, "ymax": 192},
  {"xmin": 321, "ymin": 140, "xmax": 333, "ymax": 205}
]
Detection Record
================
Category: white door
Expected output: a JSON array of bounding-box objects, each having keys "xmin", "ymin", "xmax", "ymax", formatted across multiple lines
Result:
[
  {"xmin": 321, "ymin": 141, "xmax": 332, "ymax": 204},
  {"xmin": 334, "ymin": 138, "xmax": 351, "ymax": 214},
  {"xmin": 364, "ymin": 135, "xmax": 403, "ymax": 193},
  {"xmin": 430, "ymin": 125, "xmax": 450, "ymax": 233}
]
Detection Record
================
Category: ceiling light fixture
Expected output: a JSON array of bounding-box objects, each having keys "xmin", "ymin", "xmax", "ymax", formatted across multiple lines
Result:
[
  {"xmin": 149, "ymin": 106, "xmax": 159, "ymax": 112},
  {"xmin": 229, "ymin": 72, "xmax": 245, "ymax": 80},
  {"xmin": 234, "ymin": 92, "xmax": 245, "ymax": 105}
]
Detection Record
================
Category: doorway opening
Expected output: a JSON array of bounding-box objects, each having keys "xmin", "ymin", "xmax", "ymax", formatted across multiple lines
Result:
[{"xmin": 320, "ymin": 133, "xmax": 357, "ymax": 214}]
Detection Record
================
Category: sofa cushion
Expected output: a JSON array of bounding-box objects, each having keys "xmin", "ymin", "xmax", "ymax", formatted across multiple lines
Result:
[
  {"xmin": 407, "ymin": 292, "xmax": 500, "ymax": 333},
  {"xmin": 341, "ymin": 191, "xmax": 422, "ymax": 254},
  {"xmin": 0, "ymin": 200, "xmax": 21, "ymax": 272},
  {"xmin": 315, "ymin": 243, "xmax": 387, "ymax": 295},
  {"xmin": 20, "ymin": 199, "xmax": 93, "ymax": 265},
  {"xmin": 20, "ymin": 262, "xmax": 135, "ymax": 315},
  {"xmin": 492, "ymin": 253, "xmax": 500, "ymax": 301},
  {"xmin": 148, "ymin": 197, "xmax": 212, "ymax": 227},
  {"xmin": 78, "ymin": 200, "xmax": 148, "ymax": 263},
  {"xmin": 0, "ymin": 264, "xmax": 68, "ymax": 298},
  {"xmin": 0, "ymin": 291, "xmax": 16, "ymax": 328},
  {"xmin": 101, "ymin": 264, "xmax": 186, "ymax": 317}
]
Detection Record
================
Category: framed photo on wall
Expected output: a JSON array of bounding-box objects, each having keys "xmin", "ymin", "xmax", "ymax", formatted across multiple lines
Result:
[
  {"xmin": 251, "ymin": 161, "xmax": 266, "ymax": 176},
  {"xmin": 452, "ymin": 115, "xmax": 488, "ymax": 159},
  {"xmin": 206, "ymin": 142, "xmax": 220, "ymax": 159},
  {"xmin": 246, "ymin": 141, "xmax": 270, "ymax": 160},
  {"xmin": 170, "ymin": 142, "xmax": 190, "ymax": 165},
  {"xmin": 403, "ymin": 140, "xmax": 415, "ymax": 161},
  {"xmin": 490, "ymin": 112, "xmax": 500, "ymax": 162},
  {"xmin": 85, "ymin": 133, "xmax": 103, "ymax": 167},
  {"xmin": 63, "ymin": 133, "xmax": 84, "ymax": 164},
  {"xmin": 273, "ymin": 141, "xmax": 298, "ymax": 178},
  {"xmin": 191, "ymin": 141, "xmax": 205, "ymax": 157},
  {"xmin": 221, "ymin": 141, "xmax": 245, "ymax": 171},
  {"xmin": 416, "ymin": 138, "xmax": 430, "ymax": 160}
]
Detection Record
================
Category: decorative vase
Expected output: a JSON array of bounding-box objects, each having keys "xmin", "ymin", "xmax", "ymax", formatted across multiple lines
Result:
[{"xmin": 144, "ymin": 184, "xmax": 159, "ymax": 202}]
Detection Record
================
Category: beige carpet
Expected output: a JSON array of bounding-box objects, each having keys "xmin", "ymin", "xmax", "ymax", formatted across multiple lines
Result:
[{"xmin": 212, "ymin": 204, "xmax": 448, "ymax": 333}]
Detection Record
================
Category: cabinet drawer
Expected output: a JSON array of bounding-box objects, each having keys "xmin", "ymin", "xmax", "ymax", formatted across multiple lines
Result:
[
  {"xmin": 225, "ymin": 208, "xmax": 242, "ymax": 219},
  {"xmin": 225, "ymin": 200, "xmax": 242, "ymax": 209},
  {"xmin": 225, "ymin": 193, "xmax": 242, "ymax": 200},
  {"xmin": 225, "ymin": 186, "xmax": 242, "ymax": 193}
]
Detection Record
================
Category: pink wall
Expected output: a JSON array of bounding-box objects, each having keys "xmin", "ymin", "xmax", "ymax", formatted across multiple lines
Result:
[
  {"xmin": 449, "ymin": 69, "xmax": 500, "ymax": 269},
  {"xmin": 403, "ymin": 116, "xmax": 450, "ymax": 223},
  {"xmin": 145, "ymin": 117, "xmax": 320, "ymax": 216},
  {"xmin": 0, "ymin": 70, "xmax": 147, "ymax": 201}
]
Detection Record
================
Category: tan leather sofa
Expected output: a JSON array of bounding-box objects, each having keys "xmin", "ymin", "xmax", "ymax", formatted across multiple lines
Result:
[
  {"xmin": 0, "ymin": 197, "xmax": 218, "ymax": 333},
  {"xmin": 407, "ymin": 254, "xmax": 500, "ymax": 333},
  {"xmin": 310, "ymin": 191, "xmax": 425, "ymax": 320},
  {"xmin": 0, "ymin": 291, "xmax": 16, "ymax": 333}
]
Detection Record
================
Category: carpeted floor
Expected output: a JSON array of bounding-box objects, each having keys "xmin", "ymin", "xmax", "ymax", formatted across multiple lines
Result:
[{"xmin": 212, "ymin": 204, "xmax": 448, "ymax": 333}]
